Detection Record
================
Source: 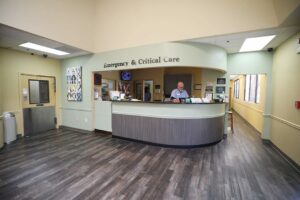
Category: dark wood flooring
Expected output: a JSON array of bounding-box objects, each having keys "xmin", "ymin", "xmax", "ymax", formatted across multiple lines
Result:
[{"xmin": 0, "ymin": 113, "xmax": 299, "ymax": 200}]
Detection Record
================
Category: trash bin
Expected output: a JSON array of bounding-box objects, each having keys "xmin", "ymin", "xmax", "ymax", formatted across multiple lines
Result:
[{"xmin": 3, "ymin": 112, "xmax": 17, "ymax": 144}]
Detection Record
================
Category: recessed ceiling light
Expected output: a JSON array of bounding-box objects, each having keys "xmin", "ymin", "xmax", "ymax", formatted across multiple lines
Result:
[
  {"xmin": 19, "ymin": 42, "xmax": 69, "ymax": 56},
  {"xmin": 239, "ymin": 35, "xmax": 276, "ymax": 52}
]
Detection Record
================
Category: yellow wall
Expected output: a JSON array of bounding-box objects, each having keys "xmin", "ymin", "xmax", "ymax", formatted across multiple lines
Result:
[
  {"xmin": 229, "ymin": 80, "xmax": 234, "ymax": 110},
  {"xmin": 0, "ymin": 119, "xmax": 3, "ymax": 148},
  {"xmin": 270, "ymin": 32, "xmax": 300, "ymax": 165},
  {"xmin": 0, "ymin": 71, "xmax": 3, "ymax": 147},
  {"xmin": 101, "ymin": 71, "xmax": 120, "ymax": 81},
  {"xmin": 164, "ymin": 67, "xmax": 202, "ymax": 97},
  {"xmin": 132, "ymin": 68, "xmax": 165, "ymax": 101},
  {"xmin": 232, "ymin": 74, "xmax": 267, "ymax": 133},
  {"xmin": 0, "ymin": 48, "xmax": 62, "ymax": 135},
  {"xmin": 130, "ymin": 67, "xmax": 202, "ymax": 100}
]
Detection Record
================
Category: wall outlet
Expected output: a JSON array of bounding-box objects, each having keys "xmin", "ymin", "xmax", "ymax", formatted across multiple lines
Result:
[{"xmin": 84, "ymin": 117, "xmax": 88, "ymax": 123}]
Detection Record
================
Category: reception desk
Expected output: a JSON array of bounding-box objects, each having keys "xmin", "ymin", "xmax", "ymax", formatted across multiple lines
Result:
[{"xmin": 111, "ymin": 101, "xmax": 225, "ymax": 147}]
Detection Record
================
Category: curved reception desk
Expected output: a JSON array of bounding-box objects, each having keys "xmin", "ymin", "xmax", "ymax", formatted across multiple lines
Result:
[{"xmin": 111, "ymin": 102, "xmax": 225, "ymax": 147}]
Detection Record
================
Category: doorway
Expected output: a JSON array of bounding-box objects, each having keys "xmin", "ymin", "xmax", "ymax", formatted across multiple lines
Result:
[
  {"xmin": 143, "ymin": 80, "xmax": 153, "ymax": 102},
  {"xmin": 229, "ymin": 74, "xmax": 267, "ymax": 134},
  {"xmin": 20, "ymin": 74, "xmax": 57, "ymax": 136}
]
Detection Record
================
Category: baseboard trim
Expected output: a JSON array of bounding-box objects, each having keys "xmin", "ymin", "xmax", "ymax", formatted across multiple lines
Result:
[
  {"xmin": 112, "ymin": 135, "xmax": 223, "ymax": 149},
  {"xmin": 263, "ymin": 139, "xmax": 300, "ymax": 174},
  {"xmin": 59, "ymin": 125, "xmax": 93, "ymax": 134},
  {"xmin": 94, "ymin": 129, "xmax": 112, "ymax": 135},
  {"xmin": 0, "ymin": 143, "xmax": 6, "ymax": 152}
]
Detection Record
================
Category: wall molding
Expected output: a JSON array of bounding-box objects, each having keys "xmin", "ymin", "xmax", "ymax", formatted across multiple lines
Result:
[
  {"xmin": 264, "ymin": 114, "xmax": 300, "ymax": 131},
  {"xmin": 112, "ymin": 111, "xmax": 225, "ymax": 119},
  {"xmin": 59, "ymin": 125, "xmax": 93, "ymax": 134},
  {"xmin": 60, "ymin": 107, "xmax": 92, "ymax": 112},
  {"xmin": 233, "ymin": 100, "xmax": 263, "ymax": 114}
]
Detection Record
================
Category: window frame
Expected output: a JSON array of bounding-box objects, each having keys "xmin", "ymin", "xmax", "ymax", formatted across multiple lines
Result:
[
  {"xmin": 233, "ymin": 79, "xmax": 240, "ymax": 99},
  {"xmin": 28, "ymin": 79, "xmax": 50, "ymax": 104},
  {"xmin": 244, "ymin": 74, "xmax": 260, "ymax": 104}
]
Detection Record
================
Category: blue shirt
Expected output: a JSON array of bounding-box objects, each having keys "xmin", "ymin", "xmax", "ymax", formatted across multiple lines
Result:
[{"xmin": 170, "ymin": 89, "xmax": 189, "ymax": 99}]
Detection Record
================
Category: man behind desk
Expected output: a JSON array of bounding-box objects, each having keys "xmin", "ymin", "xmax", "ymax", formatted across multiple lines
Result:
[{"xmin": 170, "ymin": 81, "xmax": 189, "ymax": 103}]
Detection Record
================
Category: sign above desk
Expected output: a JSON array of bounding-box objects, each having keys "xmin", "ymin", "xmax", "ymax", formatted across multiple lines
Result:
[
  {"xmin": 88, "ymin": 42, "xmax": 227, "ymax": 72},
  {"xmin": 104, "ymin": 56, "xmax": 180, "ymax": 69}
]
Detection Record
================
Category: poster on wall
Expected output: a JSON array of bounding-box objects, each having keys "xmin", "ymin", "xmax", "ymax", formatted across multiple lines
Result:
[{"xmin": 67, "ymin": 66, "xmax": 82, "ymax": 101}]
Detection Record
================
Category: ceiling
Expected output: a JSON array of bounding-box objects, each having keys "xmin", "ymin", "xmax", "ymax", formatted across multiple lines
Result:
[
  {"xmin": 0, "ymin": 24, "xmax": 91, "ymax": 59},
  {"xmin": 184, "ymin": 26, "xmax": 300, "ymax": 53},
  {"xmin": 0, "ymin": 23, "xmax": 299, "ymax": 59}
]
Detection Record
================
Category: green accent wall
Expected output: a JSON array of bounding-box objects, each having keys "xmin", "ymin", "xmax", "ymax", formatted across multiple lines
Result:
[
  {"xmin": 61, "ymin": 42, "xmax": 228, "ymax": 131},
  {"xmin": 228, "ymin": 51, "xmax": 273, "ymax": 139}
]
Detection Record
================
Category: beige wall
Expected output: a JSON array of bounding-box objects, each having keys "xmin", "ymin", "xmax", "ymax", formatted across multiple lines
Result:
[
  {"xmin": 93, "ymin": 0, "xmax": 278, "ymax": 52},
  {"xmin": 1, "ymin": 1, "xmax": 298, "ymax": 53},
  {"xmin": 0, "ymin": 0, "xmax": 96, "ymax": 52},
  {"xmin": 270, "ymin": 32, "xmax": 300, "ymax": 165},
  {"xmin": 232, "ymin": 74, "xmax": 267, "ymax": 133},
  {"xmin": 0, "ymin": 0, "xmax": 285, "ymax": 53},
  {"xmin": 0, "ymin": 48, "xmax": 62, "ymax": 135},
  {"xmin": 272, "ymin": 0, "xmax": 300, "ymax": 25}
]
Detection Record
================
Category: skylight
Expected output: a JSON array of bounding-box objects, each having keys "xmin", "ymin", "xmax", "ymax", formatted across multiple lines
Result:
[
  {"xmin": 239, "ymin": 35, "xmax": 276, "ymax": 52},
  {"xmin": 19, "ymin": 42, "xmax": 69, "ymax": 56}
]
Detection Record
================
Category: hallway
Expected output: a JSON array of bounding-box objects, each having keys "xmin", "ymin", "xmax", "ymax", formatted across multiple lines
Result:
[{"xmin": 0, "ymin": 113, "xmax": 299, "ymax": 200}]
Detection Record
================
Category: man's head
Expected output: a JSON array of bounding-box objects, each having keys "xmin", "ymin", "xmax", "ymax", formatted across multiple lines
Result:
[{"xmin": 177, "ymin": 81, "xmax": 184, "ymax": 91}]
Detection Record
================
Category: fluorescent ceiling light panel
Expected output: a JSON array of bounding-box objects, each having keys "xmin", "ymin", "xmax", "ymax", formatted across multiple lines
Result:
[
  {"xmin": 19, "ymin": 42, "xmax": 69, "ymax": 55},
  {"xmin": 239, "ymin": 35, "xmax": 276, "ymax": 52}
]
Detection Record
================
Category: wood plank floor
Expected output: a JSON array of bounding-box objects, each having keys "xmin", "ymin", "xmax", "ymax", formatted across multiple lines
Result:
[{"xmin": 0, "ymin": 113, "xmax": 299, "ymax": 200}]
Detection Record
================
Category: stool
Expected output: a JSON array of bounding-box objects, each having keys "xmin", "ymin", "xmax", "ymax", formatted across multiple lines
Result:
[{"xmin": 227, "ymin": 111, "xmax": 234, "ymax": 134}]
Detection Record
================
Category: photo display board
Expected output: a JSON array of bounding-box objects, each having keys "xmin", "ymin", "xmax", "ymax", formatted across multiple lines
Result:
[{"xmin": 67, "ymin": 66, "xmax": 82, "ymax": 101}]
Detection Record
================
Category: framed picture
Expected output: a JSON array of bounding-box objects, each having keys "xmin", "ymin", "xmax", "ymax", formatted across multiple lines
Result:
[
  {"xmin": 67, "ymin": 66, "xmax": 82, "ymax": 101},
  {"xmin": 194, "ymin": 84, "xmax": 202, "ymax": 90},
  {"xmin": 216, "ymin": 86, "xmax": 226, "ymax": 94},
  {"xmin": 217, "ymin": 78, "xmax": 226, "ymax": 84},
  {"xmin": 94, "ymin": 73, "xmax": 102, "ymax": 85},
  {"xmin": 205, "ymin": 85, "xmax": 213, "ymax": 92}
]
